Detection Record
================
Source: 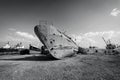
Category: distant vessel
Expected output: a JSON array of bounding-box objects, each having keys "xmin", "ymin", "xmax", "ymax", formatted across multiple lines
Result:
[
  {"xmin": 14, "ymin": 42, "xmax": 24, "ymax": 49},
  {"xmin": 2, "ymin": 42, "xmax": 11, "ymax": 49},
  {"xmin": 34, "ymin": 21, "xmax": 78, "ymax": 59},
  {"xmin": 102, "ymin": 37, "xmax": 120, "ymax": 55},
  {"xmin": 0, "ymin": 42, "xmax": 29, "ymax": 55}
]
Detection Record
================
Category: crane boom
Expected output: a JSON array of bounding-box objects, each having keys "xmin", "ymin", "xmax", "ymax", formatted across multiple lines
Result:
[{"xmin": 102, "ymin": 37, "xmax": 108, "ymax": 45}]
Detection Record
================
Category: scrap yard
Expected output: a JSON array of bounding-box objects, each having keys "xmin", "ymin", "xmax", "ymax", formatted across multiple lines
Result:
[
  {"xmin": 1, "ymin": 0, "xmax": 120, "ymax": 80},
  {"xmin": 0, "ymin": 21, "xmax": 120, "ymax": 80}
]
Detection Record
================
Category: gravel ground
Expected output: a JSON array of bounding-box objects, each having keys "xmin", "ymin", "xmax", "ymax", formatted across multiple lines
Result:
[{"xmin": 0, "ymin": 54, "xmax": 120, "ymax": 80}]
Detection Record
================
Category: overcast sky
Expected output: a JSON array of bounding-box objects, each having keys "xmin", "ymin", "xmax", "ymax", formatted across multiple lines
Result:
[{"xmin": 0, "ymin": 0, "xmax": 120, "ymax": 48}]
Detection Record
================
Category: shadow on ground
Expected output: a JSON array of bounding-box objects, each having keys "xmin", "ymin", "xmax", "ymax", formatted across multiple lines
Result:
[{"xmin": 0, "ymin": 55, "xmax": 57, "ymax": 61}]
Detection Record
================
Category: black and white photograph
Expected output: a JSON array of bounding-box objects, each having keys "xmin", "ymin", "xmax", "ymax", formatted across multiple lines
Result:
[{"xmin": 0, "ymin": 0, "xmax": 120, "ymax": 80}]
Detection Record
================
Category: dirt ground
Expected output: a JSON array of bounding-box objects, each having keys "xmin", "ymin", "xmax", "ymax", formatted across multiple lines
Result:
[{"xmin": 0, "ymin": 54, "xmax": 120, "ymax": 80}]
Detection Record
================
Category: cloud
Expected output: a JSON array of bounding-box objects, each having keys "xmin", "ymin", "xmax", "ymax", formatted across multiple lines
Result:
[
  {"xmin": 70, "ymin": 34, "xmax": 97, "ymax": 47},
  {"xmin": 8, "ymin": 28, "xmax": 16, "ymax": 31},
  {"xmin": 84, "ymin": 31, "xmax": 115, "ymax": 39},
  {"xmin": 71, "ymin": 31, "xmax": 115, "ymax": 41},
  {"xmin": 16, "ymin": 31, "xmax": 36, "ymax": 40},
  {"xmin": 110, "ymin": 8, "xmax": 120, "ymax": 16},
  {"xmin": 70, "ymin": 31, "xmax": 120, "ymax": 48},
  {"xmin": 6, "ymin": 35, "xmax": 26, "ymax": 42},
  {"xmin": 8, "ymin": 28, "xmax": 37, "ymax": 40},
  {"xmin": 2, "ymin": 28, "xmax": 41, "ymax": 48}
]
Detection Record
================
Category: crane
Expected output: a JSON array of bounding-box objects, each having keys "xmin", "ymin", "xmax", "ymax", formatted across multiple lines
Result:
[{"xmin": 102, "ymin": 37, "xmax": 116, "ymax": 49}]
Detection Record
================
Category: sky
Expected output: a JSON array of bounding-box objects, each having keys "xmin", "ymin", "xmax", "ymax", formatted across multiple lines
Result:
[{"xmin": 0, "ymin": 0, "xmax": 120, "ymax": 48}]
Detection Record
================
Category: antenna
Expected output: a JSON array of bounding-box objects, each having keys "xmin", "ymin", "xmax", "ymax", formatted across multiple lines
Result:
[{"xmin": 39, "ymin": 20, "xmax": 48, "ymax": 25}]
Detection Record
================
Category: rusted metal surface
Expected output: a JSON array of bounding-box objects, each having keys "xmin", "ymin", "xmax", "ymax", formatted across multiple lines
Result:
[{"xmin": 34, "ymin": 24, "xmax": 78, "ymax": 59}]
